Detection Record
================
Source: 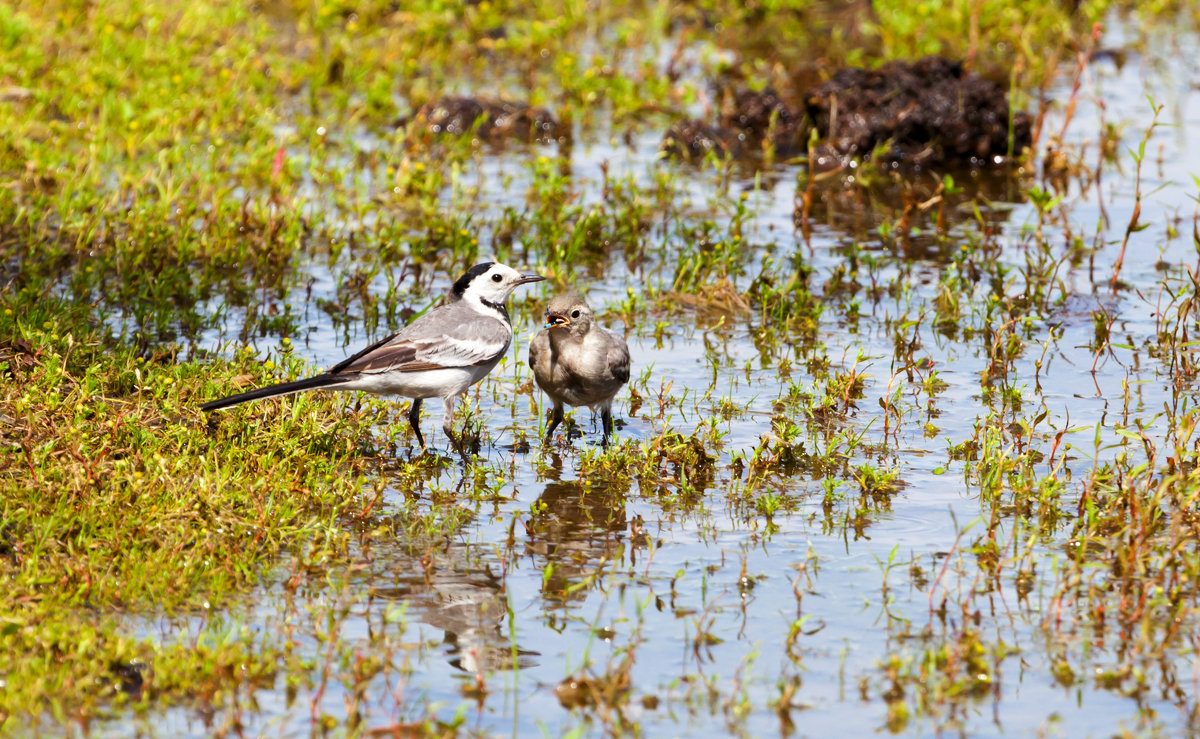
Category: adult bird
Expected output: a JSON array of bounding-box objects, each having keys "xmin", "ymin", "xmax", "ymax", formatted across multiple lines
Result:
[
  {"xmin": 528, "ymin": 294, "xmax": 631, "ymax": 447},
  {"xmin": 201, "ymin": 262, "xmax": 545, "ymax": 450}
]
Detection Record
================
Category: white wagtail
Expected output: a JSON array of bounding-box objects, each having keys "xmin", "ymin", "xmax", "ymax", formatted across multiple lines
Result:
[
  {"xmin": 528, "ymin": 295, "xmax": 631, "ymax": 447},
  {"xmin": 201, "ymin": 262, "xmax": 545, "ymax": 450}
]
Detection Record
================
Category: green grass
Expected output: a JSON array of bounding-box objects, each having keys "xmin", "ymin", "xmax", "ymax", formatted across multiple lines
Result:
[{"xmin": 0, "ymin": 295, "xmax": 383, "ymax": 719}]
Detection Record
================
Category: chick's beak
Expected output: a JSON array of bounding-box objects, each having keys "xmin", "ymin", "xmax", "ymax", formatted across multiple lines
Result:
[
  {"xmin": 543, "ymin": 311, "xmax": 570, "ymax": 329},
  {"xmin": 516, "ymin": 273, "xmax": 547, "ymax": 285}
]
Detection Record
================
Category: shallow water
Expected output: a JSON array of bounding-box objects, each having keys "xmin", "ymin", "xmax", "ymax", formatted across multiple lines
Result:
[{"xmin": 77, "ymin": 10, "xmax": 1200, "ymax": 739}]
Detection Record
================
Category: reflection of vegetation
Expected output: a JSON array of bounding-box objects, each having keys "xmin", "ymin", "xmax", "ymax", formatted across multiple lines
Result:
[{"xmin": 874, "ymin": 626, "xmax": 1003, "ymax": 733}]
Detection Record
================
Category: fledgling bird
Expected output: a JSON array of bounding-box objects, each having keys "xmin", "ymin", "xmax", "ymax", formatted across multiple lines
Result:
[
  {"xmin": 528, "ymin": 295, "xmax": 631, "ymax": 447},
  {"xmin": 200, "ymin": 262, "xmax": 545, "ymax": 450}
]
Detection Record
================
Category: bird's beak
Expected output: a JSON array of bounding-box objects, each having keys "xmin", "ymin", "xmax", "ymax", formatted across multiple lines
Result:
[
  {"xmin": 544, "ymin": 311, "xmax": 570, "ymax": 328},
  {"xmin": 516, "ymin": 273, "xmax": 546, "ymax": 286}
]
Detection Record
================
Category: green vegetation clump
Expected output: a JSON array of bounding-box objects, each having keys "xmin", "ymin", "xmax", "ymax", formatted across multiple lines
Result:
[{"xmin": 0, "ymin": 295, "xmax": 385, "ymax": 719}]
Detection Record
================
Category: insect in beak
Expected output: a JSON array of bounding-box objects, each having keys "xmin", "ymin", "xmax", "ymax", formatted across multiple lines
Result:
[{"xmin": 544, "ymin": 311, "xmax": 570, "ymax": 329}]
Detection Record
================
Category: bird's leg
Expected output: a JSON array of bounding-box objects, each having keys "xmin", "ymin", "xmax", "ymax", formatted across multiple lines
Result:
[
  {"xmin": 442, "ymin": 395, "xmax": 463, "ymax": 454},
  {"xmin": 544, "ymin": 402, "xmax": 564, "ymax": 445},
  {"xmin": 601, "ymin": 404, "xmax": 614, "ymax": 449},
  {"xmin": 408, "ymin": 398, "xmax": 425, "ymax": 448}
]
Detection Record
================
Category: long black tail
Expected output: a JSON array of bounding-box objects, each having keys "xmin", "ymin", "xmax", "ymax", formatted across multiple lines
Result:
[{"xmin": 200, "ymin": 373, "xmax": 354, "ymax": 412}]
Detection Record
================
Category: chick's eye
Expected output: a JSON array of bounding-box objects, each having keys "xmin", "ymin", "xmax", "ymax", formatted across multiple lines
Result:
[
  {"xmin": 571, "ymin": 310, "xmax": 580, "ymax": 318},
  {"xmin": 491, "ymin": 274, "xmax": 502, "ymax": 282}
]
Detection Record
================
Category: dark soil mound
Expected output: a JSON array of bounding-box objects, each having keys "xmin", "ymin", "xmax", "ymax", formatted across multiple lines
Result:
[
  {"xmin": 719, "ymin": 89, "xmax": 807, "ymax": 150},
  {"xmin": 407, "ymin": 96, "xmax": 560, "ymax": 143},
  {"xmin": 804, "ymin": 56, "xmax": 1031, "ymax": 169},
  {"xmin": 663, "ymin": 89, "xmax": 808, "ymax": 161},
  {"xmin": 661, "ymin": 119, "xmax": 744, "ymax": 160},
  {"xmin": 663, "ymin": 56, "xmax": 1031, "ymax": 171}
]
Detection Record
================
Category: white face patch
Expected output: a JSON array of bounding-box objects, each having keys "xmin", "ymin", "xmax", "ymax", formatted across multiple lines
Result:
[{"xmin": 466, "ymin": 264, "xmax": 530, "ymax": 304}]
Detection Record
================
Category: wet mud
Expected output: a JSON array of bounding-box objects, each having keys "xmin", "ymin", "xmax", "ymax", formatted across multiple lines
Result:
[
  {"xmin": 403, "ymin": 96, "xmax": 561, "ymax": 143},
  {"xmin": 664, "ymin": 55, "xmax": 1031, "ymax": 171}
]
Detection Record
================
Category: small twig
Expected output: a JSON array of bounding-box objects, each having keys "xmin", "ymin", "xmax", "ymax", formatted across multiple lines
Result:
[{"xmin": 1110, "ymin": 99, "xmax": 1164, "ymax": 291}]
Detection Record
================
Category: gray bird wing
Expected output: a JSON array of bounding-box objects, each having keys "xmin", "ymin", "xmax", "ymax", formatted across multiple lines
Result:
[
  {"xmin": 528, "ymin": 328, "xmax": 548, "ymax": 370},
  {"xmin": 604, "ymin": 329, "xmax": 631, "ymax": 384},
  {"xmin": 330, "ymin": 302, "xmax": 512, "ymax": 375}
]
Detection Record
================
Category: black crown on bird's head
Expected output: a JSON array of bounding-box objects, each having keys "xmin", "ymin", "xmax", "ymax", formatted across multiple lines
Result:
[{"xmin": 452, "ymin": 262, "xmax": 497, "ymax": 298}]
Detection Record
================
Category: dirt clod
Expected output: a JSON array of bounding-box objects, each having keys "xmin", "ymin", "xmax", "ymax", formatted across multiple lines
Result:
[
  {"xmin": 661, "ymin": 119, "xmax": 743, "ymax": 160},
  {"xmin": 805, "ymin": 56, "xmax": 1031, "ymax": 169},
  {"xmin": 663, "ymin": 55, "xmax": 1031, "ymax": 171},
  {"xmin": 407, "ymin": 96, "xmax": 560, "ymax": 143}
]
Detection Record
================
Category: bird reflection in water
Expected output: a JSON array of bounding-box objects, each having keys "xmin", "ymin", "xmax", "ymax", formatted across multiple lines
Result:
[
  {"xmin": 524, "ymin": 478, "xmax": 633, "ymax": 612},
  {"xmin": 371, "ymin": 544, "xmax": 538, "ymax": 679}
]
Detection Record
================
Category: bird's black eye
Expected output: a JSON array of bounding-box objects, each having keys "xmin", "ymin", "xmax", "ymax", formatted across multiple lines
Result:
[
  {"xmin": 492, "ymin": 273, "xmax": 502, "ymax": 282},
  {"xmin": 571, "ymin": 310, "xmax": 581, "ymax": 318}
]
